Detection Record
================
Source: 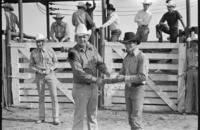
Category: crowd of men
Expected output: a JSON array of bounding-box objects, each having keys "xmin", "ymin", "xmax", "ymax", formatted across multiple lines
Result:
[{"xmin": 2, "ymin": 0, "xmax": 198, "ymax": 130}]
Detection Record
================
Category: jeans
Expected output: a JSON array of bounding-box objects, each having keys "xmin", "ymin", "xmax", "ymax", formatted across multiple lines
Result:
[
  {"xmin": 72, "ymin": 83, "xmax": 99, "ymax": 130},
  {"xmin": 185, "ymin": 69, "xmax": 198, "ymax": 113},
  {"xmin": 156, "ymin": 24, "xmax": 178, "ymax": 43},
  {"xmin": 125, "ymin": 85, "xmax": 145, "ymax": 130},
  {"xmin": 136, "ymin": 25, "xmax": 149, "ymax": 42},
  {"xmin": 110, "ymin": 29, "xmax": 122, "ymax": 42},
  {"xmin": 35, "ymin": 72, "xmax": 59, "ymax": 121}
]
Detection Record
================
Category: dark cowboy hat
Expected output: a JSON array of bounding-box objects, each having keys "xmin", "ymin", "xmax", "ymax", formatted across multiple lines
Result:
[
  {"xmin": 2, "ymin": 3, "xmax": 14, "ymax": 11},
  {"xmin": 120, "ymin": 32, "xmax": 140, "ymax": 45},
  {"xmin": 53, "ymin": 13, "xmax": 64, "ymax": 19},
  {"xmin": 107, "ymin": 4, "xmax": 116, "ymax": 11},
  {"xmin": 86, "ymin": 2, "xmax": 91, "ymax": 6}
]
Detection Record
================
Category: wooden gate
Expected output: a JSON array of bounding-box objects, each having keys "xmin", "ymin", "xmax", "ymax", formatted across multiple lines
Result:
[
  {"xmin": 10, "ymin": 42, "xmax": 76, "ymax": 109},
  {"xmin": 103, "ymin": 42, "xmax": 186, "ymax": 112}
]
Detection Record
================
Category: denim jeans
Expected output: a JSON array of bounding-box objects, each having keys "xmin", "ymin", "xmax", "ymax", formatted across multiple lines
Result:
[
  {"xmin": 125, "ymin": 85, "xmax": 145, "ymax": 130},
  {"xmin": 135, "ymin": 25, "xmax": 149, "ymax": 42},
  {"xmin": 72, "ymin": 83, "xmax": 99, "ymax": 130},
  {"xmin": 35, "ymin": 72, "xmax": 59, "ymax": 121}
]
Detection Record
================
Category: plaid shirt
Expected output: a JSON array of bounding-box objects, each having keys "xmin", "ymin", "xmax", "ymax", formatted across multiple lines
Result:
[{"xmin": 50, "ymin": 21, "xmax": 69, "ymax": 39}]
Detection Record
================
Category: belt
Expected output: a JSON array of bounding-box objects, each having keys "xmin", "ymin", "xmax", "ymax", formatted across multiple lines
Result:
[{"xmin": 188, "ymin": 66, "xmax": 198, "ymax": 70}]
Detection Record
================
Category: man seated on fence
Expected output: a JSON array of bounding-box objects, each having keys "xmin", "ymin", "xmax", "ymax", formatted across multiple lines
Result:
[
  {"xmin": 111, "ymin": 32, "xmax": 148, "ymax": 130},
  {"xmin": 155, "ymin": 0, "xmax": 186, "ymax": 43},
  {"xmin": 29, "ymin": 33, "xmax": 60, "ymax": 125},
  {"xmin": 50, "ymin": 13, "xmax": 70, "ymax": 42},
  {"xmin": 184, "ymin": 34, "xmax": 198, "ymax": 114},
  {"xmin": 68, "ymin": 23, "xmax": 110, "ymax": 130},
  {"xmin": 2, "ymin": 3, "xmax": 35, "ymax": 41},
  {"xmin": 100, "ymin": 4, "xmax": 121, "ymax": 42}
]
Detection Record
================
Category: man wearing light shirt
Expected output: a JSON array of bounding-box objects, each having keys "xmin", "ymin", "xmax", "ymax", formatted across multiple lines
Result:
[
  {"xmin": 135, "ymin": 0, "xmax": 152, "ymax": 42},
  {"xmin": 101, "ymin": 4, "xmax": 121, "ymax": 42}
]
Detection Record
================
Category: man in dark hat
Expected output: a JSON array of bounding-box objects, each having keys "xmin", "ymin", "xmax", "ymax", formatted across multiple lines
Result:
[
  {"xmin": 117, "ymin": 32, "xmax": 148, "ymax": 130},
  {"xmin": 2, "ymin": 3, "xmax": 35, "ymax": 40},
  {"xmin": 100, "ymin": 4, "xmax": 121, "ymax": 42},
  {"xmin": 85, "ymin": 1, "xmax": 96, "ymax": 20},
  {"xmin": 50, "ymin": 13, "xmax": 70, "ymax": 42}
]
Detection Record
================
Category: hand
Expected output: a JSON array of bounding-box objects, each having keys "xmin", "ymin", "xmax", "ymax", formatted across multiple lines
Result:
[
  {"xmin": 96, "ymin": 78, "xmax": 104, "ymax": 87},
  {"xmin": 44, "ymin": 69, "xmax": 51, "ymax": 74},
  {"xmin": 105, "ymin": 72, "xmax": 111, "ymax": 78},
  {"xmin": 116, "ymin": 75, "xmax": 125, "ymax": 82}
]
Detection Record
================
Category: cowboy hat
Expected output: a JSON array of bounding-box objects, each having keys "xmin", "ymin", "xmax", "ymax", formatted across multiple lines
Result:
[
  {"xmin": 120, "ymin": 32, "xmax": 140, "ymax": 45},
  {"xmin": 53, "ymin": 13, "xmax": 64, "ymax": 19},
  {"xmin": 35, "ymin": 33, "xmax": 45, "ymax": 41},
  {"xmin": 107, "ymin": 4, "xmax": 116, "ymax": 11},
  {"xmin": 75, "ymin": 24, "xmax": 91, "ymax": 36},
  {"xmin": 142, "ymin": 0, "xmax": 152, "ymax": 5},
  {"xmin": 166, "ymin": 1, "xmax": 176, "ymax": 7},
  {"xmin": 77, "ymin": 2, "xmax": 87, "ymax": 9},
  {"xmin": 2, "ymin": 3, "xmax": 14, "ymax": 11}
]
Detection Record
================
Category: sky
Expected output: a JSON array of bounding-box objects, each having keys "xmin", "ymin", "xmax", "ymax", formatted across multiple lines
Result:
[{"xmin": 2, "ymin": 0, "xmax": 198, "ymax": 41}]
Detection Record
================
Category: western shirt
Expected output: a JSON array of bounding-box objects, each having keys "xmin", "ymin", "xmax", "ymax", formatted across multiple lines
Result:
[
  {"xmin": 135, "ymin": 9, "xmax": 152, "ymax": 26},
  {"xmin": 187, "ymin": 48, "xmax": 198, "ymax": 68},
  {"xmin": 4, "ymin": 11, "xmax": 19, "ymax": 32},
  {"xmin": 68, "ymin": 43, "xmax": 109, "ymax": 84},
  {"xmin": 30, "ymin": 47, "xmax": 57, "ymax": 71},
  {"xmin": 160, "ymin": 10, "xmax": 183, "ymax": 29},
  {"xmin": 102, "ymin": 12, "xmax": 120, "ymax": 31},
  {"xmin": 50, "ymin": 21, "xmax": 69, "ymax": 39},
  {"xmin": 119, "ymin": 48, "xmax": 148, "ymax": 84}
]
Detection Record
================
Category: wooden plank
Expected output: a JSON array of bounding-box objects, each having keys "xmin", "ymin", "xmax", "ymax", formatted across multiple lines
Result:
[
  {"xmin": 113, "ymin": 63, "xmax": 178, "ymax": 70},
  {"xmin": 14, "ymin": 73, "xmax": 73, "ymax": 79},
  {"xmin": 20, "ymin": 89, "xmax": 71, "ymax": 96},
  {"xmin": 112, "ymin": 47, "xmax": 126, "ymax": 59},
  {"xmin": 146, "ymin": 78, "xmax": 177, "ymax": 111},
  {"xmin": 20, "ymin": 83, "xmax": 73, "ymax": 89},
  {"xmin": 177, "ymin": 43, "xmax": 187, "ymax": 113},
  {"xmin": 149, "ymin": 74, "xmax": 178, "ymax": 81},
  {"xmin": 20, "ymin": 96, "xmax": 72, "ymax": 102},
  {"xmin": 112, "ymin": 97, "xmax": 177, "ymax": 104}
]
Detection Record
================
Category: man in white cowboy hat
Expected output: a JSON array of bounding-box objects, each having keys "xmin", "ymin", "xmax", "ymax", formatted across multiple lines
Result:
[
  {"xmin": 50, "ymin": 13, "xmax": 70, "ymax": 42},
  {"xmin": 134, "ymin": 0, "xmax": 152, "ymax": 42},
  {"xmin": 29, "ymin": 33, "xmax": 60, "ymax": 125},
  {"xmin": 185, "ymin": 35, "xmax": 198, "ymax": 114},
  {"xmin": 2, "ymin": 3, "xmax": 35, "ymax": 40},
  {"xmin": 117, "ymin": 32, "xmax": 148, "ymax": 130},
  {"xmin": 68, "ymin": 23, "xmax": 110, "ymax": 130},
  {"xmin": 100, "ymin": 4, "xmax": 121, "ymax": 42},
  {"xmin": 72, "ymin": 2, "xmax": 95, "ymax": 31},
  {"xmin": 156, "ymin": 0, "xmax": 186, "ymax": 43}
]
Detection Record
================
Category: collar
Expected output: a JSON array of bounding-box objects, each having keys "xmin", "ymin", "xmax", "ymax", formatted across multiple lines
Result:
[
  {"xmin": 128, "ymin": 48, "xmax": 139, "ymax": 56},
  {"xmin": 55, "ymin": 21, "xmax": 65, "ymax": 26},
  {"xmin": 37, "ymin": 48, "xmax": 46, "ymax": 52}
]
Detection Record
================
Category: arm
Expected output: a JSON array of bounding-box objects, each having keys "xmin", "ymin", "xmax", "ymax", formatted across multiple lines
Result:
[
  {"xmin": 29, "ymin": 52, "xmax": 42, "ymax": 73},
  {"xmin": 102, "ymin": 13, "xmax": 117, "ymax": 28},
  {"xmin": 49, "ymin": 47, "xmax": 58, "ymax": 71},
  {"xmin": 50, "ymin": 23, "xmax": 58, "ymax": 42},
  {"xmin": 91, "ymin": 2, "xmax": 96, "ymax": 11},
  {"xmin": 61, "ymin": 23, "xmax": 70, "ymax": 42},
  {"xmin": 86, "ymin": 13, "xmax": 95, "ymax": 28},
  {"xmin": 72, "ymin": 13, "xmax": 76, "ymax": 26},
  {"xmin": 125, "ymin": 54, "xmax": 148, "ymax": 83},
  {"xmin": 134, "ymin": 12, "xmax": 142, "ymax": 24},
  {"xmin": 177, "ymin": 11, "xmax": 186, "ymax": 29},
  {"xmin": 159, "ymin": 14, "xmax": 166, "ymax": 25},
  {"xmin": 14, "ymin": 13, "xmax": 20, "ymax": 29},
  {"xmin": 179, "ymin": 18, "xmax": 186, "ymax": 30}
]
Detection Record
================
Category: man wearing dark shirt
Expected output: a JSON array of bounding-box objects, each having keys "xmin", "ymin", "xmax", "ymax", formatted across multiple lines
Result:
[{"xmin": 156, "ymin": 1, "xmax": 186, "ymax": 43}]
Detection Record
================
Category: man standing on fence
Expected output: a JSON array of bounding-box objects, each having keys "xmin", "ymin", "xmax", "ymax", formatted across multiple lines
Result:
[
  {"xmin": 185, "ymin": 35, "xmax": 198, "ymax": 114},
  {"xmin": 68, "ymin": 24, "xmax": 110, "ymax": 130},
  {"xmin": 50, "ymin": 13, "xmax": 70, "ymax": 42},
  {"xmin": 155, "ymin": 0, "xmax": 186, "ymax": 43},
  {"xmin": 29, "ymin": 33, "xmax": 60, "ymax": 125},
  {"xmin": 134, "ymin": 0, "xmax": 152, "ymax": 42},
  {"xmin": 118, "ymin": 32, "xmax": 148, "ymax": 130}
]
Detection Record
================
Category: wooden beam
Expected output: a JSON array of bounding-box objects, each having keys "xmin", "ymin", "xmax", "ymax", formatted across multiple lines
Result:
[{"xmin": 18, "ymin": 0, "xmax": 24, "ymax": 42}]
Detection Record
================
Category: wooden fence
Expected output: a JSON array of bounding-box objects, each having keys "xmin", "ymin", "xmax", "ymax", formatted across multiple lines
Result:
[{"xmin": 9, "ymin": 41, "xmax": 186, "ymax": 112}]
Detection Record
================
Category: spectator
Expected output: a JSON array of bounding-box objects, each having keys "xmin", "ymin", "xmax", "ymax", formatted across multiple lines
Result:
[
  {"xmin": 68, "ymin": 24, "xmax": 110, "ymax": 130},
  {"xmin": 100, "ymin": 4, "xmax": 121, "ymax": 42},
  {"xmin": 135, "ymin": 0, "xmax": 152, "ymax": 42},
  {"xmin": 50, "ymin": 13, "xmax": 70, "ymax": 42},
  {"xmin": 85, "ymin": 1, "xmax": 96, "ymax": 20},
  {"xmin": 155, "ymin": 0, "xmax": 186, "ymax": 43},
  {"xmin": 185, "ymin": 35, "xmax": 198, "ymax": 114},
  {"xmin": 29, "ymin": 33, "xmax": 60, "ymax": 125}
]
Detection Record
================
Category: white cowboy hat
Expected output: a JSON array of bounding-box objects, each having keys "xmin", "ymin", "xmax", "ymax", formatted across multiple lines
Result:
[
  {"xmin": 75, "ymin": 24, "xmax": 91, "ymax": 36},
  {"xmin": 166, "ymin": 1, "xmax": 176, "ymax": 7},
  {"xmin": 77, "ymin": 2, "xmax": 87, "ymax": 9},
  {"xmin": 142, "ymin": 0, "xmax": 152, "ymax": 5},
  {"xmin": 35, "ymin": 33, "xmax": 45, "ymax": 41},
  {"xmin": 53, "ymin": 13, "xmax": 64, "ymax": 19},
  {"xmin": 2, "ymin": 3, "xmax": 14, "ymax": 11}
]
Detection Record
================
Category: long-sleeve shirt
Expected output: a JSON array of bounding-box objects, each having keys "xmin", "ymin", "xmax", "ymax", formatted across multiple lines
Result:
[
  {"xmin": 50, "ymin": 21, "xmax": 69, "ymax": 39},
  {"xmin": 72, "ymin": 9, "xmax": 95, "ymax": 29},
  {"xmin": 4, "ymin": 11, "xmax": 19, "ymax": 32},
  {"xmin": 119, "ymin": 48, "xmax": 148, "ymax": 84},
  {"xmin": 30, "ymin": 47, "xmax": 57, "ymax": 72},
  {"xmin": 102, "ymin": 12, "xmax": 120, "ymax": 30},
  {"xmin": 68, "ymin": 43, "xmax": 109, "ymax": 84},
  {"xmin": 186, "ymin": 48, "xmax": 198, "ymax": 68},
  {"xmin": 135, "ymin": 9, "xmax": 152, "ymax": 26}
]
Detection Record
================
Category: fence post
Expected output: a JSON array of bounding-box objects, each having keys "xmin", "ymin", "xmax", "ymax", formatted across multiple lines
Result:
[{"xmin": 177, "ymin": 43, "xmax": 187, "ymax": 113}]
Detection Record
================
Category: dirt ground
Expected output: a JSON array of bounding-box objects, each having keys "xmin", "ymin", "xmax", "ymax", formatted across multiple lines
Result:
[{"xmin": 2, "ymin": 106, "xmax": 198, "ymax": 130}]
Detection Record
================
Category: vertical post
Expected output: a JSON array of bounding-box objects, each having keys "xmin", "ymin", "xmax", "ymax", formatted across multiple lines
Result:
[
  {"xmin": 18, "ymin": 0, "xmax": 24, "ymax": 42},
  {"xmin": 101, "ymin": 0, "xmax": 107, "ymax": 39},
  {"xmin": 46, "ymin": 1, "xmax": 50, "ymax": 39},
  {"xmin": 177, "ymin": 43, "xmax": 187, "ymax": 113},
  {"xmin": 186, "ymin": 0, "xmax": 191, "ymax": 27}
]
